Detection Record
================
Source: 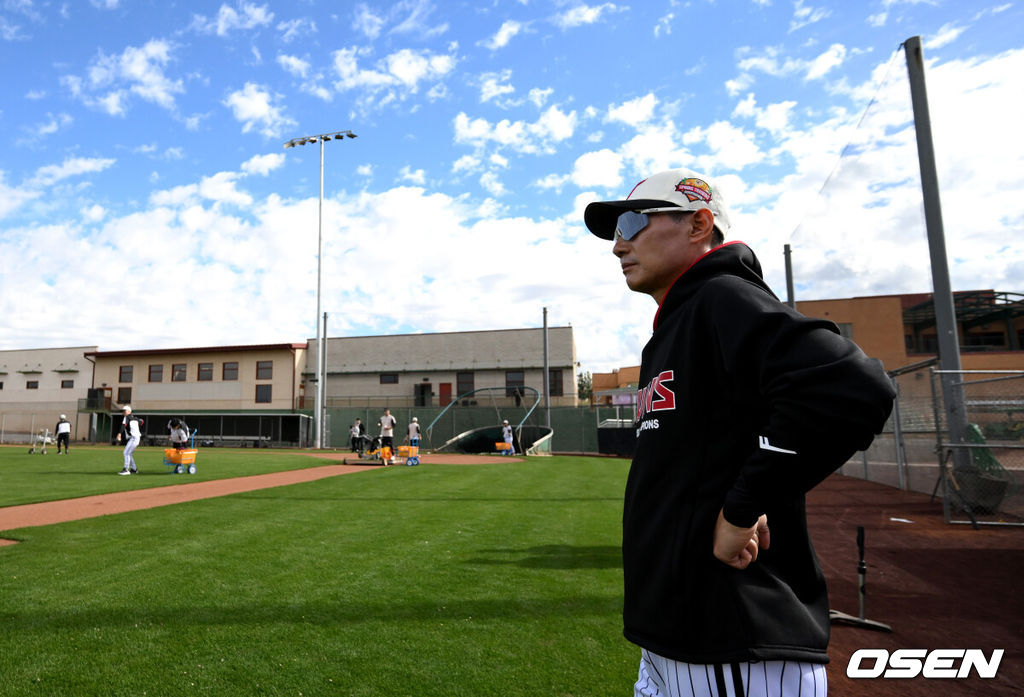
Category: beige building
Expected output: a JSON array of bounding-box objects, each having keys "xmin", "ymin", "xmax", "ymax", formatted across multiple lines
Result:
[
  {"xmin": 309, "ymin": 326, "xmax": 579, "ymax": 408},
  {"xmin": 0, "ymin": 346, "xmax": 97, "ymax": 441},
  {"xmin": 85, "ymin": 343, "xmax": 308, "ymax": 413}
]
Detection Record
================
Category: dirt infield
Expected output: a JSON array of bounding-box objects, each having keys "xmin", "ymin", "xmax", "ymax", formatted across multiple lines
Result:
[
  {"xmin": 0, "ymin": 461, "xmax": 1018, "ymax": 693},
  {"xmin": 809, "ymin": 475, "xmax": 1022, "ymax": 696}
]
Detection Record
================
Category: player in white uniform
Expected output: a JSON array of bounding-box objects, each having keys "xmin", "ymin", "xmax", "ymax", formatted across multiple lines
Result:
[
  {"xmin": 501, "ymin": 419, "xmax": 515, "ymax": 456},
  {"xmin": 404, "ymin": 417, "xmax": 421, "ymax": 466},
  {"xmin": 117, "ymin": 405, "xmax": 142, "ymax": 475},
  {"xmin": 379, "ymin": 408, "xmax": 398, "ymax": 464}
]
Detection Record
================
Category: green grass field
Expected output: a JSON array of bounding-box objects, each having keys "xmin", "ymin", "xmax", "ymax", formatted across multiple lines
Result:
[
  {"xmin": 0, "ymin": 449, "xmax": 635, "ymax": 696},
  {"xmin": 0, "ymin": 445, "xmax": 331, "ymax": 507}
]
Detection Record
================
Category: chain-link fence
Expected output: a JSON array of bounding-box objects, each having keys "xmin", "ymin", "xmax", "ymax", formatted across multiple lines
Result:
[
  {"xmin": 837, "ymin": 364, "xmax": 1024, "ymax": 527},
  {"xmin": 937, "ymin": 370, "xmax": 1024, "ymax": 527}
]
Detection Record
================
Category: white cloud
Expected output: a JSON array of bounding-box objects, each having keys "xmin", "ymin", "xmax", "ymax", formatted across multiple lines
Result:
[
  {"xmin": 607, "ymin": 94, "xmax": 659, "ymax": 126},
  {"xmin": 729, "ymin": 43, "xmax": 853, "ymax": 93},
  {"xmin": 805, "ymin": 43, "xmax": 847, "ymax": 80},
  {"xmin": 790, "ymin": 0, "xmax": 830, "ymax": 32},
  {"xmin": 353, "ymin": 3, "xmax": 385, "ymax": 39},
  {"xmin": 452, "ymin": 155, "xmax": 481, "ymax": 173},
  {"xmin": 223, "ymin": 82, "xmax": 296, "ymax": 138},
  {"xmin": 332, "ymin": 45, "xmax": 457, "ymax": 111},
  {"xmin": 453, "ymin": 105, "xmax": 577, "ymax": 155},
  {"xmin": 65, "ymin": 40, "xmax": 184, "ymax": 116},
  {"xmin": 480, "ymin": 171, "xmax": 506, "ymax": 197},
  {"xmin": 198, "ymin": 171, "xmax": 252, "ymax": 207},
  {"xmin": 528, "ymin": 87, "xmax": 553, "ymax": 108},
  {"xmin": 18, "ymin": 112, "xmax": 73, "ymax": 145},
  {"xmin": 925, "ymin": 23, "xmax": 966, "ymax": 50},
  {"xmin": 553, "ymin": 3, "xmax": 624, "ymax": 29},
  {"xmin": 277, "ymin": 54, "xmax": 310, "ymax": 78},
  {"xmin": 386, "ymin": 48, "xmax": 455, "ymax": 89},
  {"xmin": 399, "ymin": 166, "xmax": 426, "ymax": 185},
  {"xmin": 192, "ymin": 2, "xmax": 274, "ymax": 36},
  {"xmin": 480, "ymin": 70, "xmax": 515, "ymax": 104},
  {"xmin": 481, "ymin": 20, "xmax": 523, "ymax": 50},
  {"xmin": 683, "ymin": 121, "xmax": 764, "ymax": 170},
  {"xmin": 0, "ymin": 172, "xmax": 41, "ymax": 219},
  {"xmin": 571, "ymin": 149, "xmax": 623, "ymax": 189},
  {"xmin": 389, "ymin": 0, "xmax": 449, "ymax": 38},
  {"xmin": 28, "ymin": 156, "xmax": 117, "ymax": 188},
  {"xmin": 277, "ymin": 18, "xmax": 315, "ymax": 43},
  {"xmin": 654, "ymin": 12, "xmax": 674, "ymax": 37},
  {"xmin": 81, "ymin": 204, "xmax": 107, "ymax": 222},
  {"xmin": 241, "ymin": 153, "xmax": 286, "ymax": 176}
]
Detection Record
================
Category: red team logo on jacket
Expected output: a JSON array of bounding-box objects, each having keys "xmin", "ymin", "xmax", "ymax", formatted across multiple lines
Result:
[{"xmin": 636, "ymin": 371, "xmax": 676, "ymax": 421}]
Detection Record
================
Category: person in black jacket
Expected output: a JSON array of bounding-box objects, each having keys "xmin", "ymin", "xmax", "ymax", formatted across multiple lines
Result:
[{"xmin": 584, "ymin": 168, "xmax": 895, "ymax": 697}]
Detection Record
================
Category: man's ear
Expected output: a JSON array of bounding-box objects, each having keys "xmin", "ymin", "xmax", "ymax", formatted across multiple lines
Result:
[{"xmin": 690, "ymin": 208, "xmax": 715, "ymax": 241}]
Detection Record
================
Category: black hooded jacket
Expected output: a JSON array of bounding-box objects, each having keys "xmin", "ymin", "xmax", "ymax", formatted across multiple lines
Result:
[{"xmin": 622, "ymin": 241, "xmax": 895, "ymax": 664}]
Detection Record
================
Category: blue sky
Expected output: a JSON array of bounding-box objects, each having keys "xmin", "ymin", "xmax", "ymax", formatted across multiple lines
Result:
[{"xmin": 1, "ymin": 0, "xmax": 1021, "ymax": 373}]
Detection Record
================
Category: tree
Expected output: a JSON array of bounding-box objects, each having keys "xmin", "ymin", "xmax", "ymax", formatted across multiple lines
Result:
[{"xmin": 577, "ymin": 370, "xmax": 592, "ymax": 402}]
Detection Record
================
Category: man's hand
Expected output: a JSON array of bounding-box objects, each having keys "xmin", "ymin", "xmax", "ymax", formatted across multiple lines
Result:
[{"xmin": 713, "ymin": 510, "xmax": 770, "ymax": 570}]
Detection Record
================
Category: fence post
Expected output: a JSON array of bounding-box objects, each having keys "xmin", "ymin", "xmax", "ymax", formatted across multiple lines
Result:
[{"xmin": 891, "ymin": 382, "xmax": 907, "ymax": 490}]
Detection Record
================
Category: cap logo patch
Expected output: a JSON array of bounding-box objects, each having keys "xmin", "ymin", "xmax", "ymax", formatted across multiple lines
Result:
[{"xmin": 675, "ymin": 178, "xmax": 712, "ymax": 203}]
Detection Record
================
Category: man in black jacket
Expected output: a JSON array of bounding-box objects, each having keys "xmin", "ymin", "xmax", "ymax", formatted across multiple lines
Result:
[{"xmin": 585, "ymin": 168, "xmax": 895, "ymax": 696}]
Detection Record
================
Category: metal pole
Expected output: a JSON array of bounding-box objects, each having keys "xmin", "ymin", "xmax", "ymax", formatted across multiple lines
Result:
[
  {"xmin": 784, "ymin": 244, "xmax": 796, "ymax": 309},
  {"xmin": 542, "ymin": 307, "xmax": 551, "ymax": 428},
  {"xmin": 284, "ymin": 129, "xmax": 357, "ymax": 448},
  {"xmin": 891, "ymin": 384, "xmax": 906, "ymax": 490},
  {"xmin": 314, "ymin": 138, "xmax": 324, "ymax": 449},
  {"xmin": 322, "ymin": 311, "xmax": 328, "ymax": 448},
  {"xmin": 904, "ymin": 36, "xmax": 969, "ymax": 469}
]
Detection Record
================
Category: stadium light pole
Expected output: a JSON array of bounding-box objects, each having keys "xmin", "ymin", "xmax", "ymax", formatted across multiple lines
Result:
[{"xmin": 283, "ymin": 129, "xmax": 357, "ymax": 449}]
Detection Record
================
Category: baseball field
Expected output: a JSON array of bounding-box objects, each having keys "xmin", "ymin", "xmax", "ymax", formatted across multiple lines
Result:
[
  {"xmin": 0, "ymin": 447, "xmax": 635, "ymax": 696},
  {"xmin": 1, "ymin": 446, "xmax": 1020, "ymax": 696}
]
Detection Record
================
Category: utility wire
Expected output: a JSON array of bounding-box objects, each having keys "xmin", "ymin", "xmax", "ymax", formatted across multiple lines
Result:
[{"xmin": 789, "ymin": 43, "xmax": 905, "ymax": 243}]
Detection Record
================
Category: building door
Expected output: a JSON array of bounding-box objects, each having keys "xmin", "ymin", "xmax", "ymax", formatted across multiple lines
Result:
[
  {"xmin": 439, "ymin": 383, "xmax": 452, "ymax": 407},
  {"xmin": 414, "ymin": 383, "xmax": 432, "ymax": 407}
]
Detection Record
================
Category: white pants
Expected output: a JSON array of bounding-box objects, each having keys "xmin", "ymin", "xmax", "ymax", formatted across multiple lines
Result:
[
  {"xmin": 635, "ymin": 649, "xmax": 827, "ymax": 697},
  {"xmin": 123, "ymin": 437, "xmax": 139, "ymax": 470}
]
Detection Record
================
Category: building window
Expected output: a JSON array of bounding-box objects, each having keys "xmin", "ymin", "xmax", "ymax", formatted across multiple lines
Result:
[
  {"xmin": 549, "ymin": 368, "xmax": 563, "ymax": 397},
  {"xmin": 26, "ymin": 380, "xmax": 39, "ymax": 389},
  {"xmin": 456, "ymin": 371, "xmax": 474, "ymax": 396},
  {"xmin": 255, "ymin": 384, "xmax": 272, "ymax": 403},
  {"xmin": 505, "ymin": 370, "xmax": 525, "ymax": 398},
  {"xmin": 119, "ymin": 365, "xmax": 133, "ymax": 382},
  {"xmin": 149, "ymin": 365, "xmax": 163, "ymax": 382},
  {"xmin": 61, "ymin": 379, "xmax": 75, "ymax": 389},
  {"xmin": 223, "ymin": 362, "xmax": 239, "ymax": 381},
  {"xmin": 256, "ymin": 361, "xmax": 273, "ymax": 380},
  {"xmin": 198, "ymin": 363, "xmax": 213, "ymax": 381},
  {"xmin": 380, "ymin": 373, "xmax": 399, "ymax": 384},
  {"xmin": 836, "ymin": 323, "xmax": 854, "ymax": 340},
  {"xmin": 117, "ymin": 387, "xmax": 132, "ymax": 404},
  {"xmin": 172, "ymin": 364, "xmax": 187, "ymax": 382}
]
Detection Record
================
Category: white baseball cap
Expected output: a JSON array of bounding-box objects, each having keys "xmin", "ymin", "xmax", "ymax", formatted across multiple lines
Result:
[{"xmin": 584, "ymin": 168, "xmax": 733, "ymax": 240}]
